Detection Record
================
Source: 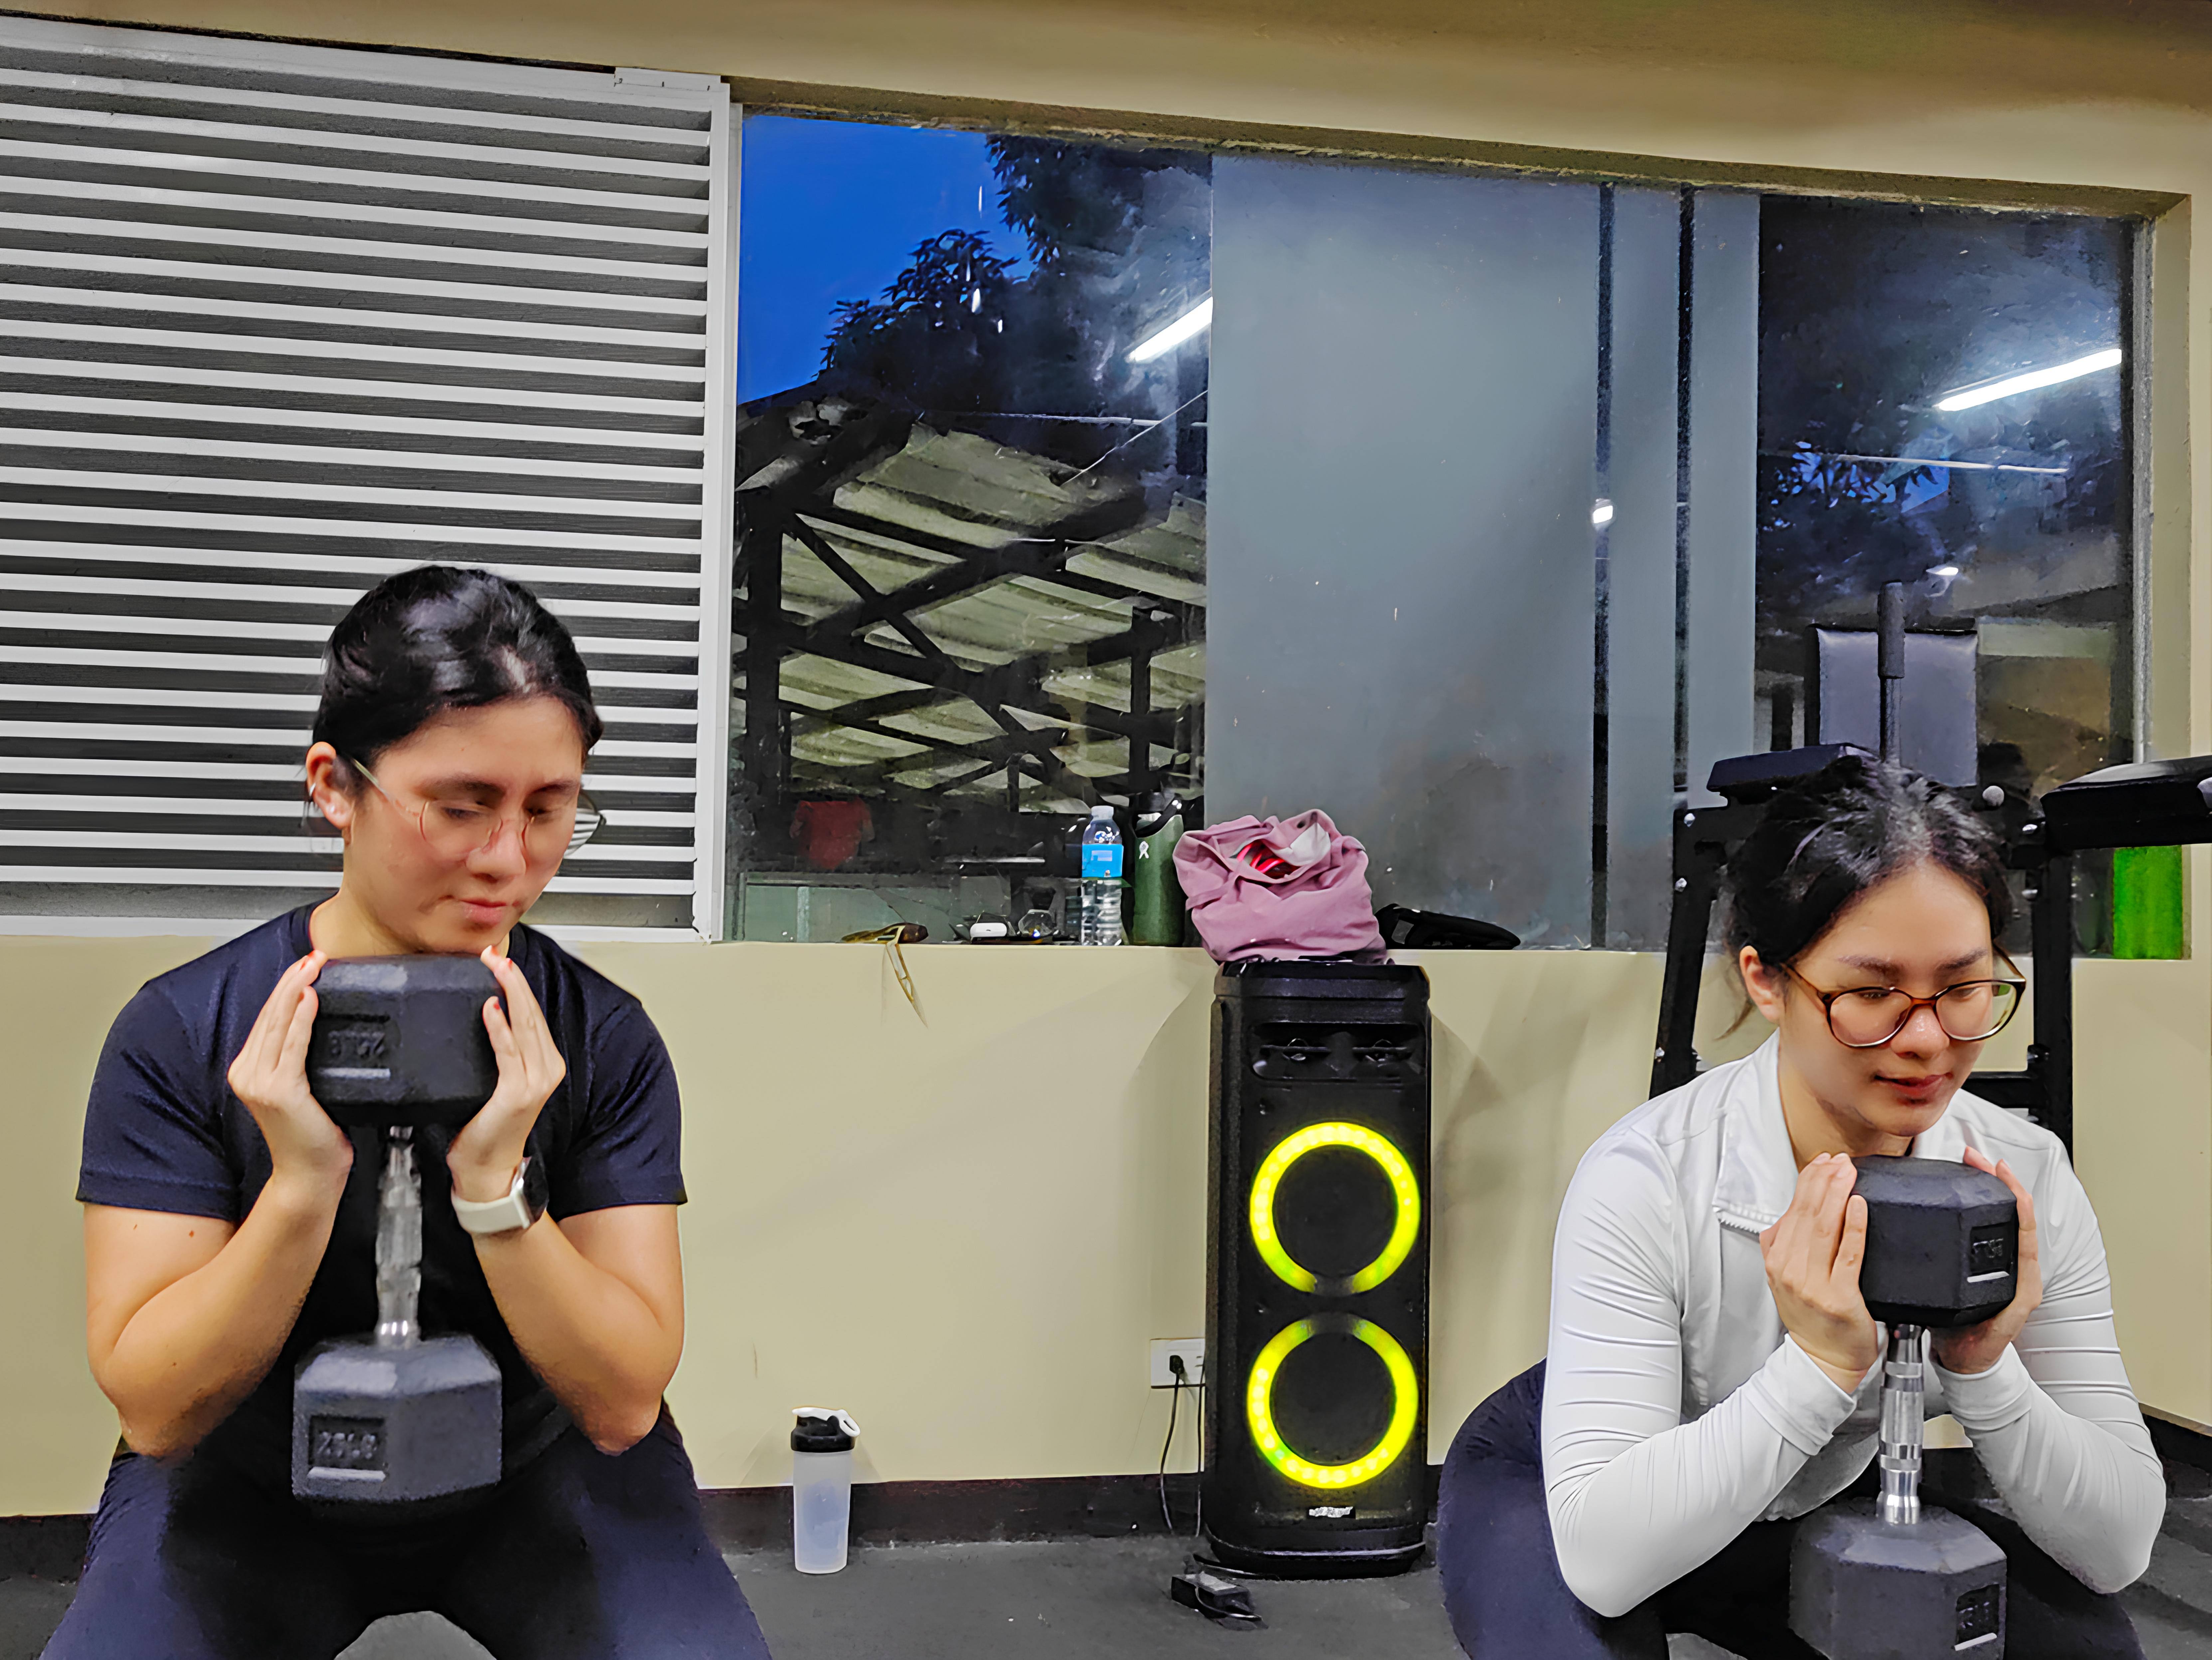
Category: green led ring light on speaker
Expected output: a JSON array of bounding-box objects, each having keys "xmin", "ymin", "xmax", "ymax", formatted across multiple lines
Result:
[
  {"xmin": 1245, "ymin": 1314, "xmax": 1420, "ymax": 1491},
  {"xmin": 1248, "ymin": 1121, "xmax": 1421, "ymax": 1294}
]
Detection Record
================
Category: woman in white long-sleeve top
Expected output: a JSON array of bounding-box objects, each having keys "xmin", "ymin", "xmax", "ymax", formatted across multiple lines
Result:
[{"xmin": 1435, "ymin": 757, "xmax": 2164, "ymax": 1659}]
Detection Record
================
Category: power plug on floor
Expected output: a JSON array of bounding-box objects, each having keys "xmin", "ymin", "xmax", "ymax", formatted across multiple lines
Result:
[{"xmin": 1149, "ymin": 1339, "xmax": 1205, "ymax": 1388}]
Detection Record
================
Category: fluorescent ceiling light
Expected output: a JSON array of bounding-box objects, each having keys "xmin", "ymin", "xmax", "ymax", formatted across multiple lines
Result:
[
  {"xmin": 1936, "ymin": 348, "xmax": 2122, "ymax": 413},
  {"xmin": 1129, "ymin": 296, "xmax": 1213, "ymax": 363},
  {"xmin": 1811, "ymin": 450, "xmax": 2068, "ymax": 477},
  {"xmin": 1930, "ymin": 564, "xmax": 1961, "ymax": 578},
  {"xmin": 1591, "ymin": 500, "xmax": 1615, "ymax": 527}
]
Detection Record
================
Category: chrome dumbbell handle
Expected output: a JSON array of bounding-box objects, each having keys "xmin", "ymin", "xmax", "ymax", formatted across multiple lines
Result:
[
  {"xmin": 373, "ymin": 1126, "xmax": 422, "ymax": 1347},
  {"xmin": 1876, "ymin": 1322, "xmax": 1926, "ymax": 1526}
]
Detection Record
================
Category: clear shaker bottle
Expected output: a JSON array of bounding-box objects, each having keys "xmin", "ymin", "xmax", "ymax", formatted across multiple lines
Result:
[{"xmin": 791, "ymin": 1407, "xmax": 858, "ymax": 1574}]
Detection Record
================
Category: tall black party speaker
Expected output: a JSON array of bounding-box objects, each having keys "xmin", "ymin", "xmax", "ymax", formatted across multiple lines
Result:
[{"xmin": 1202, "ymin": 960, "xmax": 1430, "ymax": 1576}]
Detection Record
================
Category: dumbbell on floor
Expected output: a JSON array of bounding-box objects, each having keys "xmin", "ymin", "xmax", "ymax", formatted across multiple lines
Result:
[
  {"xmin": 1788, "ymin": 1154, "xmax": 2018, "ymax": 1660},
  {"xmin": 292, "ymin": 957, "xmax": 506, "ymax": 1508}
]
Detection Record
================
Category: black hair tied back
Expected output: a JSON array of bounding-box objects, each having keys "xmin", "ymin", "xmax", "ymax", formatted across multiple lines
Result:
[
  {"xmin": 312, "ymin": 565, "xmax": 603, "ymax": 785},
  {"xmin": 1722, "ymin": 756, "xmax": 2011, "ymax": 969}
]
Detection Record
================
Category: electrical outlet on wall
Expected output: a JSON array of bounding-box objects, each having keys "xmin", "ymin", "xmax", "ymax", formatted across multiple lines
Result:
[{"xmin": 1150, "ymin": 1338, "xmax": 1205, "ymax": 1388}]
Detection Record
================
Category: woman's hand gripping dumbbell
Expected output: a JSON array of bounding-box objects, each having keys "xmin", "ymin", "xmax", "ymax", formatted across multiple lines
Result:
[
  {"xmin": 225, "ymin": 951, "xmax": 351, "ymax": 1207},
  {"xmin": 444, "ymin": 947, "xmax": 567, "ymax": 1209},
  {"xmin": 1927, "ymin": 1146, "xmax": 2041, "ymax": 1378},
  {"xmin": 1759, "ymin": 1152, "xmax": 1882, "ymax": 1394},
  {"xmin": 1759, "ymin": 1144, "xmax": 2041, "ymax": 1394}
]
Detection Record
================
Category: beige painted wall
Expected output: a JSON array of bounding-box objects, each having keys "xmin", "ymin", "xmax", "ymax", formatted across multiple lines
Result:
[
  {"xmin": 1, "ymin": 934, "xmax": 2202, "ymax": 1514},
  {"xmin": 20, "ymin": 0, "xmax": 2212, "ymax": 211},
  {"xmin": 1, "ymin": 0, "xmax": 2210, "ymax": 1513},
  {"xmin": 0, "ymin": 936, "xmax": 1662, "ymax": 1508}
]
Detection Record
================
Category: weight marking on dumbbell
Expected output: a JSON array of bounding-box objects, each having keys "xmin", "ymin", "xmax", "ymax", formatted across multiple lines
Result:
[
  {"xmin": 1967, "ymin": 1227, "xmax": 2012, "ymax": 1277},
  {"xmin": 1956, "ymin": 1581, "xmax": 2002, "ymax": 1650},
  {"xmin": 314, "ymin": 1021, "xmax": 390, "ymax": 1066},
  {"xmin": 309, "ymin": 1416, "xmax": 387, "ymax": 1473}
]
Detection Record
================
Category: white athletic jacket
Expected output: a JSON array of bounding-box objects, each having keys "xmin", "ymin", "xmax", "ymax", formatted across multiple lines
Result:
[{"xmin": 1541, "ymin": 1035, "xmax": 2165, "ymax": 1618}]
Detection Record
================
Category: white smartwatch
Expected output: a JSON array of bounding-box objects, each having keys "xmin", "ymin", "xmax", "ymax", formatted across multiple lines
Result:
[{"xmin": 452, "ymin": 1157, "xmax": 547, "ymax": 1237}]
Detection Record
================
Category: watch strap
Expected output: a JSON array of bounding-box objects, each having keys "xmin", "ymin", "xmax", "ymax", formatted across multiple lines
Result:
[{"xmin": 452, "ymin": 1157, "xmax": 543, "ymax": 1237}]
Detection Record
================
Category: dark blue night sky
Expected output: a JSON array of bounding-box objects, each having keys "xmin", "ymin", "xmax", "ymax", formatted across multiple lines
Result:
[{"xmin": 737, "ymin": 114, "xmax": 1032, "ymax": 404}]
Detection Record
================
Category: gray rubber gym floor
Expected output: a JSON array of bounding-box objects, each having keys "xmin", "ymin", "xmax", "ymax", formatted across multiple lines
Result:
[{"xmin": 0, "ymin": 1467, "xmax": 2206, "ymax": 1658}]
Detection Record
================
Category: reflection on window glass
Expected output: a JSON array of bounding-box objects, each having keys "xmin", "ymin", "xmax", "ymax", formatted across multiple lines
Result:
[
  {"xmin": 1758, "ymin": 200, "xmax": 2132, "ymax": 950},
  {"xmin": 1757, "ymin": 202, "xmax": 2129, "ymax": 794},
  {"xmin": 730, "ymin": 116, "xmax": 1209, "ymax": 940},
  {"xmin": 727, "ymin": 128, "xmax": 2143, "ymax": 952},
  {"xmin": 1206, "ymin": 159, "xmax": 1604, "ymax": 948}
]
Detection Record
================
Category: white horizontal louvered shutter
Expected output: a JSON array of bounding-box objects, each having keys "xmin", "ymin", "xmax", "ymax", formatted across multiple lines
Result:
[{"xmin": 0, "ymin": 16, "xmax": 734, "ymax": 937}]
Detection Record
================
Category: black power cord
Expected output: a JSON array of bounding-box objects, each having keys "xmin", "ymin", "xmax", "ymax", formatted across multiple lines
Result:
[
  {"xmin": 1194, "ymin": 1377, "xmax": 1204, "ymax": 1540},
  {"xmin": 1157, "ymin": 1358, "xmax": 1184, "ymax": 1532},
  {"xmin": 1157, "ymin": 1353, "xmax": 1207, "ymax": 1537},
  {"xmin": 1164, "ymin": 1354, "xmax": 1258, "ymax": 1626}
]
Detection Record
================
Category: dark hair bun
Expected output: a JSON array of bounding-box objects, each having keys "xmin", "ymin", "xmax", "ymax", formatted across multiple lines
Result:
[
  {"xmin": 1723, "ymin": 756, "xmax": 2010, "ymax": 967},
  {"xmin": 312, "ymin": 566, "xmax": 603, "ymax": 778}
]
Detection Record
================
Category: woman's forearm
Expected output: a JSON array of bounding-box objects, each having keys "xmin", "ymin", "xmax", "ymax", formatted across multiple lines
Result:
[
  {"xmin": 1939, "ymin": 1348, "xmax": 2165, "ymax": 1592},
  {"xmin": 90, "ymin": 1177, "xmax": 342, "ymax": 1459},
  {"xmin": 1547, "ymin": 1337, "xmax": 1851, "ymax": 1615},
  {"xmin": 1945, "ymin": 1172, "xmax": 2169, "ymax": 1593},
  {"xmin": 473, "ymin": 1217, "xmax": 679, "ymax": 1454}
]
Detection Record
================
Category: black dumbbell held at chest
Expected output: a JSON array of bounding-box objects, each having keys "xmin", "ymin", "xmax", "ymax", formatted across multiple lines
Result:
[
  {"xmin": 1849, "ymin": 1156, "xmax": 2019, "ymax": 1330},
  {"xmin": 307, "ymin": 955, "xmax": 503, "ymax": 1129},
  {"xmin": 294, "ymin": 957, "xmax": 505, "ymax": 1510},
  {"xmin": 1789, "ymin": 1155, "xmax": 2019, "ymax": 1660}
]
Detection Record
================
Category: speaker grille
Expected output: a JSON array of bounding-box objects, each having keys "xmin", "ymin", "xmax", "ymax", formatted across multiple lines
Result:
[{"xmin": 1205, "ymin": 963, "xmax": 1431, "ymax": 1572}]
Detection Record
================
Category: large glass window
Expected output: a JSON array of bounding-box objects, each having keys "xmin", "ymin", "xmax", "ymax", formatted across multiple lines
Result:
[
  {"xmin": 1205, "ymin": 160, "xmax": 1608, "ymax": 948},
  {"xmin": 731, "ymin": 115, "xmax": 2144, "ymax": 950},
  {"xmin": 1756, "ymin": 199, "xmax": 2134, "ymax": 949},
  {"xmin": 1756, "ymin": 199, "xmax": 2130, "ymax": 791},
  {"xmin": 730, "ymin": 117, "xmax": 1208, "ymax": 940}
]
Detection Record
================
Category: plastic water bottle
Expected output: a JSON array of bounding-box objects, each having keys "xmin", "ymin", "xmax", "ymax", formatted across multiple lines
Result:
[
  {"xmin": 791, "ymin": 1407, "xmax": 858, "ymax": 1574},
  {"xmin": 1079, "ymin": 805, "xmax": 1125, "ymax": 946}
]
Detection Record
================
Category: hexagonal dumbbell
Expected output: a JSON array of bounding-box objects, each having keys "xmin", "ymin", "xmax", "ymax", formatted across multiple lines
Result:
[
  {"xmin": 294, "ymin": 957, "xmax": 506, "ymax": 1509},
  {"xmin": 306, "ymin": 955, "xmax": 503, "ymax": 1131},
  {"xmin": 1788, "ymin": 1155, "xmax": 2018, "ymax": 1660},
  {"xmin": 1850, "ymin": 1155, "xmax": 2018, "ymax": 1331},
  {"xmin": 1793, "ymin": 1505, "xmax": 2006, "ymax": 1660},
  {"xmin": 293, "ymin": 1325, "xmax": 503, "ymax": 1504}
]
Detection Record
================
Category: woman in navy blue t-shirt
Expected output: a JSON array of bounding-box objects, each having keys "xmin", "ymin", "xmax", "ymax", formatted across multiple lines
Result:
[{"xmin": 46, "ymin": 567, "xmax": 772, "ymax": 1660}]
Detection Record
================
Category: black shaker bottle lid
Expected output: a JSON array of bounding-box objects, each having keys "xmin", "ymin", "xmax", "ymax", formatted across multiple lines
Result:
[{"xmin": 791, "ymin": 1407, "xmax": 858, "ymax": 1453}]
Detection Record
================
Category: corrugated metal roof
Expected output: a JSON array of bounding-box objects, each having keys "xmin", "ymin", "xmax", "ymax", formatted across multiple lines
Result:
[{"xmin": 736, "ymin": 400, "xmax": 1204, "ymax": 813}]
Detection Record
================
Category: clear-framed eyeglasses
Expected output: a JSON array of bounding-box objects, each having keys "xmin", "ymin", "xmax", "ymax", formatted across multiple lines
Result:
[
  {"xmin": 1783, "ymin": 962, "xmax": 2024, "ymax": 1048},
  {"xmin": 346, "ymin": 756, "xmax": 605, "ymax": 863}
]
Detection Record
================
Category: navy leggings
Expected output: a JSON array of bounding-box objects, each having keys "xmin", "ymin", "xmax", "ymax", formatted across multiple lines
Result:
[
  {"xmin": 40, "ymin": 1412, "xmax": 772, "ymax": 1660},
  {"xmin": 1436, "ymin": 1363, "xmax": 2146, "ymax": 1659}
]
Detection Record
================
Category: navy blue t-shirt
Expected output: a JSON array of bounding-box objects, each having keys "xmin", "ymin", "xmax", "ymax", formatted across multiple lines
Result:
[{"xmin": 77, "ymin": 906, "xmax": 686, "ymax": 1493}]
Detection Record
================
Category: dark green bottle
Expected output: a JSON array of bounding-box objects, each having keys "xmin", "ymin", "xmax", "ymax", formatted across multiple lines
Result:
[{"xmin": 1130, "ymin": 791, "xmax": 1188, "ymax": 946}]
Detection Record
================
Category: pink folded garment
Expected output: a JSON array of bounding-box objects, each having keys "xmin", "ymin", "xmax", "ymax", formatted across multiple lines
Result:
[{"xmin": 1172, "ymin": 810, "xmax": 1387, "ymax": 964}]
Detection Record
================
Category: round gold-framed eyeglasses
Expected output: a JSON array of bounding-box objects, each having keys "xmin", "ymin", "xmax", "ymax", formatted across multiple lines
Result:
[{"xmin": 345, "ymin": 756, "xmax": 604, "ymax": 863}]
